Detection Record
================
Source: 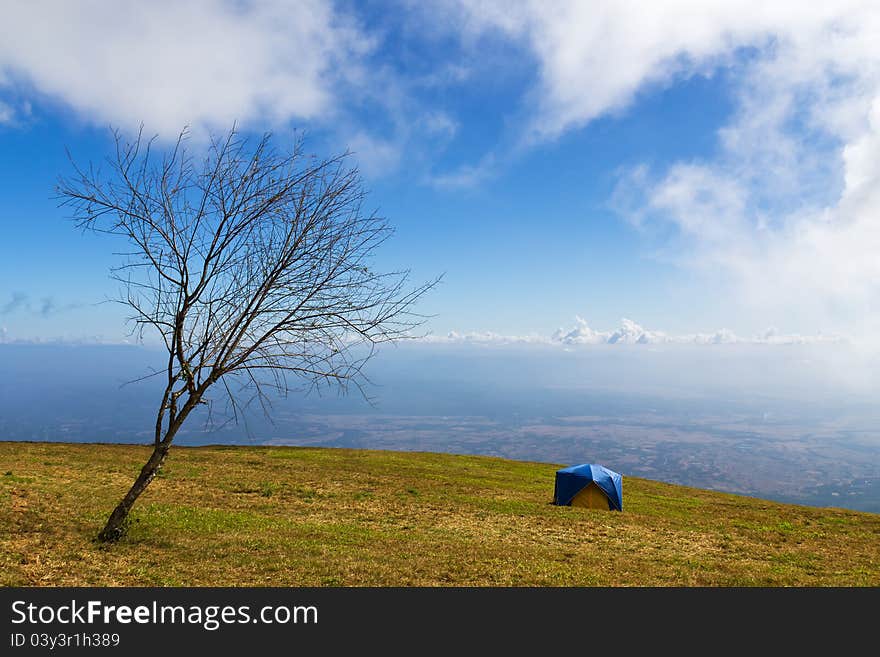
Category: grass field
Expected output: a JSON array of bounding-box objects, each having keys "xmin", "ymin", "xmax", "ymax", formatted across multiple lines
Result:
[{"xmin": 1, "ymin": 441, "xmax": 878, "ymax": 586}]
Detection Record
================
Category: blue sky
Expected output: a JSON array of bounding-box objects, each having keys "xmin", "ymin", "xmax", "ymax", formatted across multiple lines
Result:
[{"xmin": 2, "ymin": 1, "xmax": 880, "ymax": 347}]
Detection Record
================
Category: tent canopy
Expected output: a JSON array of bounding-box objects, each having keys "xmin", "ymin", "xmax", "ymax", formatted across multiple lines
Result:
[{"xmin": 553, "ymin": 463, "xmax": 622, "ymax": 511}]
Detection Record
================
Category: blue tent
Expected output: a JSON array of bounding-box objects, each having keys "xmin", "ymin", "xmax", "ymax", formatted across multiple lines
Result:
[{"xmin": 553, "ymin": 464, "xmax": 623, "ymax": 511}]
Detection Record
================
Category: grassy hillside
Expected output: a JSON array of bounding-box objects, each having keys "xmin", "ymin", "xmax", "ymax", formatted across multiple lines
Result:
[{"xmin": 1, "ymin": 441, "xmax": 878, "ymax": 586}]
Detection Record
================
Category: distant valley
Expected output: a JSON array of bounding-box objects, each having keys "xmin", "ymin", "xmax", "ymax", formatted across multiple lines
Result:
[{"xmin": 2, "ymin": 343, "xmax": 878, "ymax": 513}]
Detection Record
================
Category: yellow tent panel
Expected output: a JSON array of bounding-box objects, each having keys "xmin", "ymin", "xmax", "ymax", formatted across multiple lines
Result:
[{"xmin": 570, "ymin": 481, "xmax": 611, "ymax": 510}]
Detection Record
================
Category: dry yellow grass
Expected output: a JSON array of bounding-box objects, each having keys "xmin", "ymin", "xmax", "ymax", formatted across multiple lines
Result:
[{"xmin": 1, "ymin": 441, "xmax": 878, "ymax": 586}]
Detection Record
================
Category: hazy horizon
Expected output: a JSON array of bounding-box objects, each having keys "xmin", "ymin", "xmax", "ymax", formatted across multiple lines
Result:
[{"xmin": 2, "ymin": 342, "xmax": 878, "ymax": 513}]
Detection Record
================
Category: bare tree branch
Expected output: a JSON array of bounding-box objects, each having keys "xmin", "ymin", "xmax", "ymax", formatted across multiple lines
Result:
[{"xmin": 58, "ymin": 125, "xmax": 439, "ymax": 541}]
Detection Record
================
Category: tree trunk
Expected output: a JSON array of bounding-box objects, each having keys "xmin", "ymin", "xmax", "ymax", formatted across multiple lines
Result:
[
  {"xmin": 99, "ymin": 392, "xmax": 200, "ymax": 542},
  {"xmin": 97, "ymin": 443, "xmax": 170, "ymax": 542}
]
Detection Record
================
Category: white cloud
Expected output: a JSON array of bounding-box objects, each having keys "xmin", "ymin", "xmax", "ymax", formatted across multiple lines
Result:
[
  {"xmin": 453, "ymin": 1, "xmax": 869, "ymax": 140},
  {"xmin": 423, "ymin": 317, "xmax": 843, "ymax": 347},
  {"xmin": 551, "ymin": 315, "xmax": 610, "ymax": 345},
  {"xmin": 443, "ymin": 1, "xmax": 880, "ymax": 341},
  {"xmin": 0, "ymin": 0, "xmax": 370, "ymax": 137},
  {"xmin": 612, "ymin": 8, "xmax": 880, "ymax": 340}
]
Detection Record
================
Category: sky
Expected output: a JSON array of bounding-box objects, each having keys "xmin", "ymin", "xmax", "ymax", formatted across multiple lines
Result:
[{"xmin": 2, "ymin": 0, "xmax": 880, "ymax": 350}]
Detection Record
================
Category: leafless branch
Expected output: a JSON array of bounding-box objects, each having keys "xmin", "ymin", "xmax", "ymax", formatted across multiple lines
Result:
[{"xmin": 58, "ymin": 125, "xmax": 439, "ymax": 541}]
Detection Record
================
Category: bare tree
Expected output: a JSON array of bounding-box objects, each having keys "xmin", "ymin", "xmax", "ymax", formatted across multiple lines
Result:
[{"xmin": 58, "ymin": 126, "xmax": 437, "ymax": 542}]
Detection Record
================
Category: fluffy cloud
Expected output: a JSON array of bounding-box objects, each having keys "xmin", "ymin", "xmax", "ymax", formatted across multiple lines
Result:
[
  {"xmin": 4, "ymin": 1, "xmax": 879, "ymax": 342},
  {"xmin": 550, "ymin": 316, "xmax": 670, "ymax": 345},
  {"xmin": 550, "ymin": 316, "xmax": 610, "ymax": 345},
  {"xmin": 0, "ymin": 0, "xmax": 370, "ymax": 136},
  {"xmin": 612, "ymin": 6, "xmax": 880, "ymax": 339},
  {"xmin": 447, "ymin": 0, "xmax": 880, "ymax": 340},
  {"xmin": 424, "ymin": 317, "xmax": 842, "ymax": 347},
  {"xmin": 454, "ymin": 1, "xmax": 869, "ymax": 139}
]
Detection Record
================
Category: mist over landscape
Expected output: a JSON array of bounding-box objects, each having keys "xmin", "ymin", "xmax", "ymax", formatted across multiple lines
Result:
[{"xmin": 3, "ymin": 341, "xmax": 878, "ymax": 513}]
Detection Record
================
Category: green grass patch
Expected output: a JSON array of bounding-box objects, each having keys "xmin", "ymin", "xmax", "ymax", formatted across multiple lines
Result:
[{"xmin": 0, "ymin": 441, "xmax": 877, "ymax": 586}]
